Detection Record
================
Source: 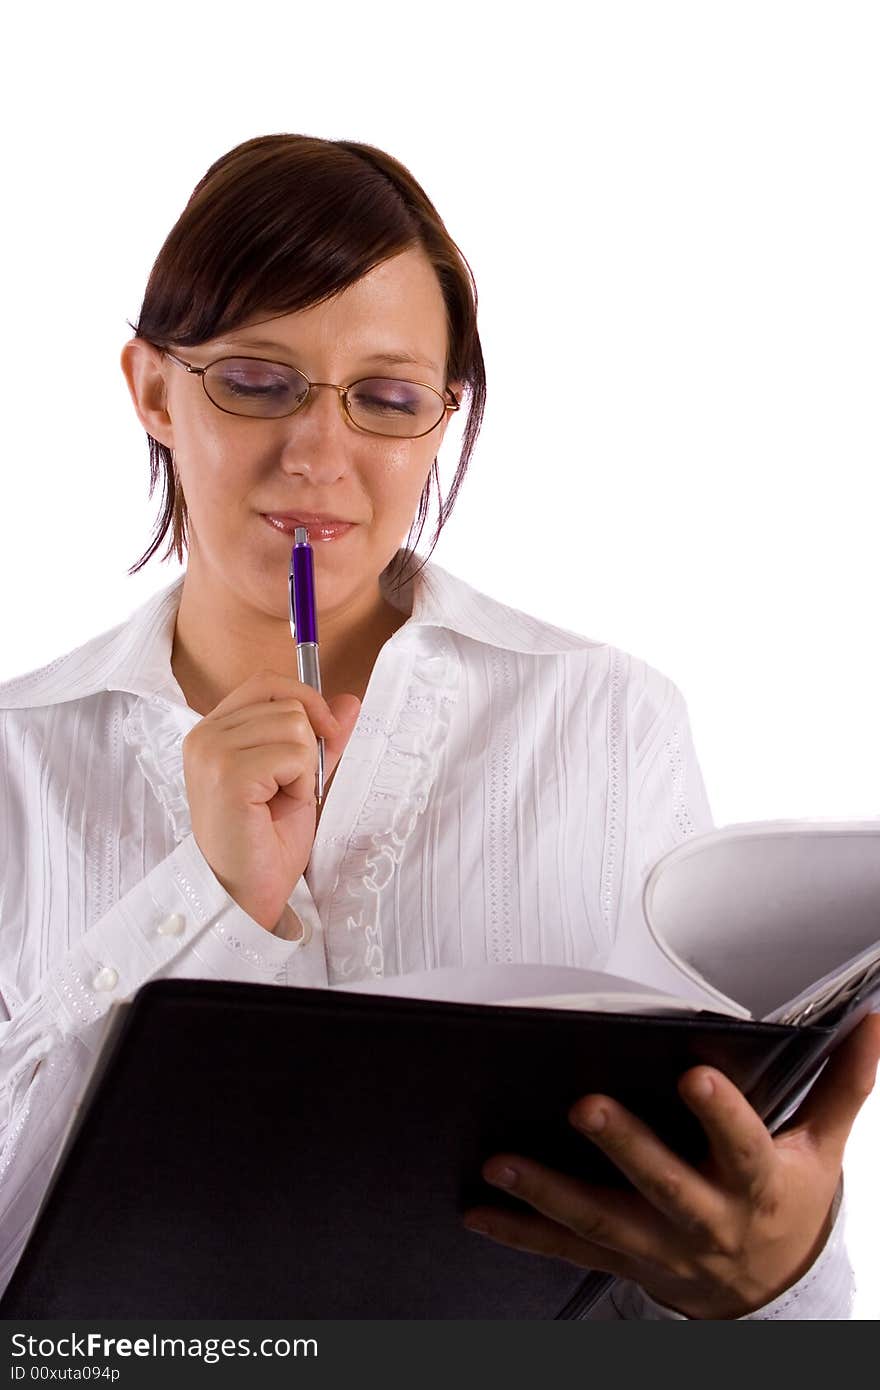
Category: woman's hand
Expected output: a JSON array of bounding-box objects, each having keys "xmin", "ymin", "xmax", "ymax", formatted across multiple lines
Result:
[
  {"xmin": 463, "ymin": 1013, "xmax": 880, "ymax": 1319},
  {"xmin": 182, "ymin": 669, "xmax": 361, "ymax": 933}
]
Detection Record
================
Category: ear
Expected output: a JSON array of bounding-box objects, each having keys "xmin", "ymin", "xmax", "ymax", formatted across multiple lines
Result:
[
  {"xmin": 437, "ymin": 378, "xmax": 465, "ymax": 445},
  {"xmin": 445, "ymin": 378, "xmax": 465, "ymax": 407},
  {"xmin": 119, "ymin": 338, "xmax": 175, "ymax": 449}
]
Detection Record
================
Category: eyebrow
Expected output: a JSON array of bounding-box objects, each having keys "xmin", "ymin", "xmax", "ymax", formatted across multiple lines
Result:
[{"xmin": 212, "ymin": 337, "xmax": 440, "ymax": 373}]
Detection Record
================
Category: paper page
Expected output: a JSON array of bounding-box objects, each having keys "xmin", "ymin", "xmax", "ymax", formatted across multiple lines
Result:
[
  {"xmin": 499, "ymin": 991, "xmax": 719, "ymax": 1016},
  {"xmin": 332, "ymin": 962, "xmax": 739, "ymax": 1016},
  {"xmin": 766, "ymin": 941, "xmax": 880, "ymax": 1025},
  {"xmin": 642, "ymin": 820, "xmax": 880, "ymax": 1020}
]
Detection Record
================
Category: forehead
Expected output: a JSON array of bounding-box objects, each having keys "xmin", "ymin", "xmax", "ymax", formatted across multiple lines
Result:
[{"xmin": 212, "ymin": 247, "xmax": 447, "ymax": 366}]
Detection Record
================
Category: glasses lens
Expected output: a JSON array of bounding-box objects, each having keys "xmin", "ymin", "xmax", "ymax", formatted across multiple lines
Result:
[
  {"xmin": 346, "ymin": 378, "xmax": 446, "ymax": 437},
  {"xmin": 204, "ymin": 358, "xmax": 309, "ymax": 417}
]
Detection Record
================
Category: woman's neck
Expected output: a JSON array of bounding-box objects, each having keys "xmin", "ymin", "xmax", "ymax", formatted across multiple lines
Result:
[{"xmin": 170, "ymin": 567, "xmax": 410, "ymax": 716}]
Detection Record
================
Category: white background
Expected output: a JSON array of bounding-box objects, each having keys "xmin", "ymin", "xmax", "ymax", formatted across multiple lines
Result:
[{"xmin": 2, "ymin": 0, "xmax": 877, "ymax": 1316}]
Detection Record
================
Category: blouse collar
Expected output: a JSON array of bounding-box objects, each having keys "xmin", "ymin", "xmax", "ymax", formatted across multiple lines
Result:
[{"xmin": 0, "ymin": 549, "xmax": 604, "ymax": 711}]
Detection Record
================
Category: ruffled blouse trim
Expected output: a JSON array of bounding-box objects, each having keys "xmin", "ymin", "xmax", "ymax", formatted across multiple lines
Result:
[
  {"xmin": 121, "ymin": 695, "xmax": 199, "ymax": 844},
  {"xmin": 120, "ymin": 632, "xmax": 462, "ymax": 986},
  {"xmin": 323, "ymin": 631, "xmax": 461, "ymax": 984}
]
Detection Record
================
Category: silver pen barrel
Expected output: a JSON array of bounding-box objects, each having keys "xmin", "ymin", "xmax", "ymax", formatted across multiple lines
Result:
[{"xmin": 296, "ymin": 640, "xmax": 325, "ymax": 803}]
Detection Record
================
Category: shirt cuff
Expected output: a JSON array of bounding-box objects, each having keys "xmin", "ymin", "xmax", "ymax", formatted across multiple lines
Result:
[
  {"xmin": 200, "ymin": 865, "xmax": 325, "ymax": 981},
  {"xmin": 43, "ymin": 833, "xmax": 324, "ymax": 1039}
]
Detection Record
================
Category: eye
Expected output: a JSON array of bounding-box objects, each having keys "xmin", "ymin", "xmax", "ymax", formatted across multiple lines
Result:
[
  {"xmin": 348, "ymin": 379, "xmax": 422, "ymax": 415},
  {"xmin": 205, "ymin": 359, "xmax": 310, "ymax": 411},
  {"xmin": 218, "ymin": 365, "xmax": 292, "ymax": 396}
]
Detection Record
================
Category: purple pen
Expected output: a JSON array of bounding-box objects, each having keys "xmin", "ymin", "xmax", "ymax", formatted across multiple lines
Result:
[{"xmin": 288, "ymin": 529, "xmax": 325, "ymax": 805}]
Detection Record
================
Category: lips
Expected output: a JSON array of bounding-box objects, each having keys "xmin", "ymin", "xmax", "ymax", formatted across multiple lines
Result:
[
  {"xmin": 261, "ymin": 514, "xmax": 355, "ymax": 542},
  {"xmin": 262, "ymin": 513, "xmax": 352, "ymax": 525}
]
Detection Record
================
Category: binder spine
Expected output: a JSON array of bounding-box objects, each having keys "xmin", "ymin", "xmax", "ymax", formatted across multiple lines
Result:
[
  {"xmin": 754, "ymin": 1029, "xmax": 833, "ymax": 1133},
  {"xmin": 756, "ymin": 980, "xmax": 880, "ymax": 1133}
]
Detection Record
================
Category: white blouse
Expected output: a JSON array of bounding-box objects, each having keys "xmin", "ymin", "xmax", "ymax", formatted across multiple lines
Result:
[{"xmin": 0, "ymin": 551, "xmax": 854, "ymax": 1317}]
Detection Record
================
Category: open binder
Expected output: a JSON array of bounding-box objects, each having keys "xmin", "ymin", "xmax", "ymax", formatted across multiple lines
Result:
[{"xmin": 2, "ymin": 818, "xmax": 878, "ymax": 1318}]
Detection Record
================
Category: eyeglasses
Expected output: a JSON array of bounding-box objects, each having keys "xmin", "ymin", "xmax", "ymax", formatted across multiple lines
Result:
[{"xmin": 160, "ymin": 349, "xmax": 460, "ymax": 440}]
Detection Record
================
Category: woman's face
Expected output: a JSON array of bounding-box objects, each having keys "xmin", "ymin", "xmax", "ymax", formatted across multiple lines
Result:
[{"xmin": 122, "ymin": 245, "xmax": 461, "ymax": 620}]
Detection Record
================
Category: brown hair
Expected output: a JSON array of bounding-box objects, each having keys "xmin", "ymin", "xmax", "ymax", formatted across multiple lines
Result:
[{"xmin": 126, "ymin": 133, "xmax": 486, "ymax": 592}]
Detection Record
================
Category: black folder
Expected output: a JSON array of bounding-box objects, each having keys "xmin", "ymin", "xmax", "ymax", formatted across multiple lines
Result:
[{"xmin": 1, "ymin": 972, "xmax": 865, "ymax": 1320}]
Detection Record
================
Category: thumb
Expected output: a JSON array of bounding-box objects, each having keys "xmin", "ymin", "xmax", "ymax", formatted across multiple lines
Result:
[
  {"xmin": 321, "ymin": 693, "xmax": 362, "ymax": 775},
  {"xmin": 791, "ymin": 1011, "xmax": 880, "ymax": 1163}
]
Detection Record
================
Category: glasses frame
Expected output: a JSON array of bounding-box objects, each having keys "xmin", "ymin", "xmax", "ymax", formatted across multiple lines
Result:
[{"xmin": 160, "ymin": 348, "xmax": 461, "ymax": 439}]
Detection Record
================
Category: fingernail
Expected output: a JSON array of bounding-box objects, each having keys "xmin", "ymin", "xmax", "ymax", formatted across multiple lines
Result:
[
  {"xmin": 486, "ymin": 1165, "xmax": 518, "ymax": 1189},
  {"xmin": 692, "ymin": 1073, "xmax": 714, "ymax": 1100},
  {"xmin": 578, "ymin": 1107, "xmax": 607, "ymax": 1133},
  {"xmin": 464, "ymin": 1218, "xmax": 489, "ymax": 1235}
]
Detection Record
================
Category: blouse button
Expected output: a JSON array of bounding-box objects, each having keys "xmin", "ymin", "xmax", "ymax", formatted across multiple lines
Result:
[
  {"xmin": 92, "ymin": 966, "xmax": 119, "ymax": 992},
  {"xmin": 157, "ymin": 912, "xmax": 186, "ymax": 937}
]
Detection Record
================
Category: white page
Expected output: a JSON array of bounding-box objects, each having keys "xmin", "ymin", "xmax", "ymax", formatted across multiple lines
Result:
[
  {"xmin": 767, "ymin": 942, "xmax": 880, "ymax": 1026},
  {"xmin": 643, "ymin": 820, "xmax": 880, "ymax": 1019},
  {"xmin": 332, "ymin": 961, "xmax": 738, "ymax": 1016}
]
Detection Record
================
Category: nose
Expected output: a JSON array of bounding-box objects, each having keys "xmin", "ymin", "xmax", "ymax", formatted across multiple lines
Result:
[
  {"xmin": 294, "ymin": 382, "xmax": 351, "ymax": 428},
  {"xmin": 278, "ymin": 382, "xmax": 353, "ymax": 480}
]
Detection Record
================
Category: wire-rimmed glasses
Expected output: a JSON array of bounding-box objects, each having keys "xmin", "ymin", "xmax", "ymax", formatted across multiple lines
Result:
[{"xmin": 160, "ymin": 349, "xmax": 460, "ymax": 439}]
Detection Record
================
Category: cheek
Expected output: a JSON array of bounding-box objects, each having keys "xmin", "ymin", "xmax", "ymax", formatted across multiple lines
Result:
[
  {"xmin": 178, "ymin": 421, "xmax": 263, "ymax": 501},
  {"xmin": 373, "ymin": 442, "xmax": 435, "ymax": 496},
  {"xmin": 175, "ymin": 454, "xmax": 254, "ymax": 531}
]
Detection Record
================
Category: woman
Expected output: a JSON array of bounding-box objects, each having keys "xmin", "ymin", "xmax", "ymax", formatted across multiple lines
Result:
[{"xmin": 0, "ymin": 133, "xmax": 876, "ymax": 1319}]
